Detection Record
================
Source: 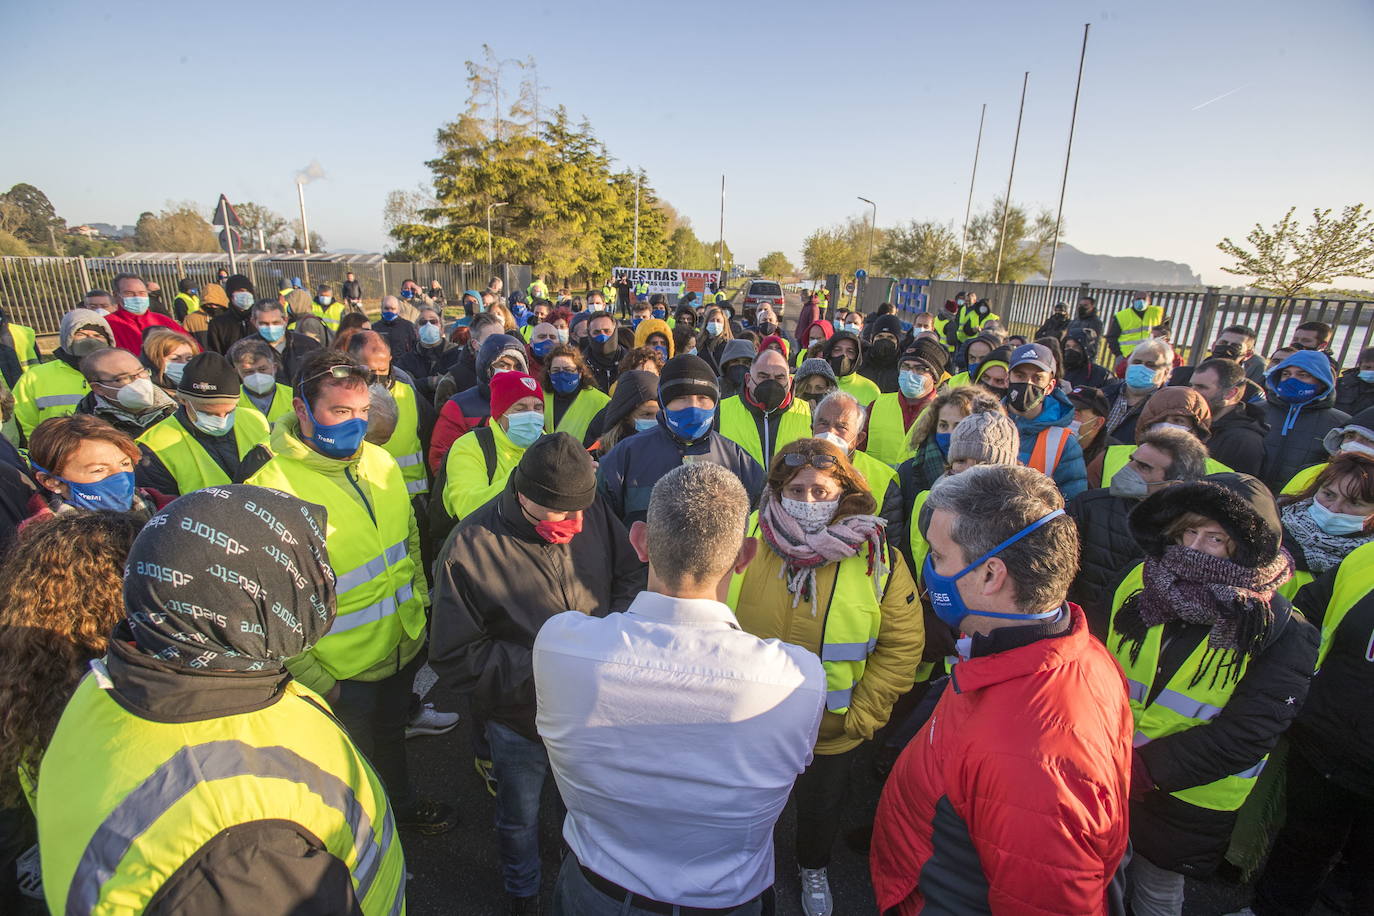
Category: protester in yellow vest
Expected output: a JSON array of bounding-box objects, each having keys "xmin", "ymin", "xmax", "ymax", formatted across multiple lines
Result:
[
  {"xmin": 227, "ymin": 336, "xmax": 294, "ymax": 423},
  {"xmin": 1104, "ymin": 474, "xmax": 1317, "ymax": 912},
  {"xmin": 245, "ymin": 350, "xmax": 452, "ymax": 834},
  {"xmin": 716, "ymin": 348, "xmax": 812, "ymax": 469},
  {"xmin": 865, "ymin": 338, "xmax": 948, "ymax": 467},
  {"xmin": 346, "ymin": 331, "xmax": 432, "ymax": 497},
  {"xmin": 727, "ymin": 436, "xmax": 921, "ymax": 909},
  {"xmin": 36, "ymin": 487, "xmax": 407, "ymax": 915},
  {"xmin": 170, "ymin": 278, "xmax": 200, "ymax": 321},
  {"xmin": 542, "ymin": 345, "xmax": 610, "ymax": 443},
  {"xmin": 135, "ymin": 353, "xmax": 271, "ymax": 496},
  {"xmin": 811, "ymin": 389, "xmax": 903, "ymax": 537},
  {"xmin": 1273, "ymin": 453, "xmax": 1374, "ymax": 600},
  {"xmin": 13, "ymin": 308, "xmax": 108, "ymax": 438},
  {"xmin": 310, "ymin": 282, "xmax": 347, "ymax": 334},
  {"xmin": 819, "ymin": 332, "xmax": 880, "ymax": 406},
  {"xmin": 443, "ymin": 371, "xmax": 546, "ymax": 520},
  {"xmin": 950, "ymin": 292, "xmax": 999, "ymax": 348},
  {"xmin": 1106, "ymin": 292, "xmax": 1165, "ymax": 359}
]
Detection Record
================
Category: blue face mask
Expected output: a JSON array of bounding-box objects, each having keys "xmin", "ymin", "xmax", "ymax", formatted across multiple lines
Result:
[
  {"xmin": 844, "ymin": 322, "xmax": 860, "ymax": 334},
  {"xmin": 258, "ymin": 324, "xmax": 286, "ymax": 342},
  {"xmin": 664, "ymin": 405, "xmax": 714, "ymax": 441},
  {"xmin": 592, "ymin": 332, "xmax": 612, "ymax": 345},
  {"xmin": 303, "ymin": 399, "xmax": 367, "ymax": 458},
  {"xmin": 121, "ymin": 296, "xmax": 150, "ymax": 315},
  {"xmin": 633, "ymin": 416, "xmax": 658, "ymax": 433},
  {"xmin": 1359, "ymin": 370, "xmax": 1374, "ymax": 384},
  {"xmin": 504, "ymin": 410, "xmax": 545, "ymax": 447},
  {"xmin": 898, "ymin": 369, "xmax": 930, "ymax": 400},
  {"xmin": 1275, "ymin": 376, "xmax": 1320, "ymax": 405},
  {"xmin": 1308, "ymin": 497, "xmax": 1366, "ymax": 536},
  {"xmin": 231, "ymin": 291, "xmax": 255, "ymax": 309},
  {"xmin": 966, "ymin": 360, "xmax": 981, "ymax": 378},
  {"xmin": 550, "ymin": 370, "xmax": 581, "ymax": 394},
  {"xmin": 632, "ymin": 317, "xmax": 645, "ymax": 329},
  {"xmin": 380, "ymin": 310, "xmax": 398, "ymax": 322},
  {"xmin": 652, "ymin": 344, "xmax": 668, "ymax": 359},
  {"xmin": 922, "ymin": 509, "xmax": 1066, "ymax": 629},
  {"xmin": 400, "ymin": 289, "xmax": 415, "ymax": 300},
  {"xmin": 652, "ymin": 309, "xmax": 666, "ymax": 320},
  {"xmin": 1132, "ymin": 298, "xmax": 1147, "ymax": 310},
  {"xmin": 706, "ymin": 321, "xmax": 723, "ymax": 336},
  {"xmin": 1124, "ymin": 363, "xmax": 1158, "ymax": 390},
  {"xmin": 191, "ymin": 407, "xmax": 235, "ymax": 437},
  {"xmin": 418, "ymin": 323, "xmax": 443, "ymax": 345},
  {"xmin": 532, "ymin": 338, "xmax": 556, "ymax": 358},
  {"xmin": 34, "ymin": 464, "xmax": 135, "ymax": 513},
  {"xmin": 934, "ymin": 432, "xmax": 953, "ymax": 456}
]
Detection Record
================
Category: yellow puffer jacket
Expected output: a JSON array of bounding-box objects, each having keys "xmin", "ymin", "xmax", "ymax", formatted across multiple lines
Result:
[{"xmin": 733, "ymin": 540, "xmax": 924, "ymax": 755}]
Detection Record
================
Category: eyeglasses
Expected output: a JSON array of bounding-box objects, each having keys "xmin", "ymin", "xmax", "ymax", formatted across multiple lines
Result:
[
  {"xmin": 96, "ymin": 367, "xmax": 150, "ymax": 387},
  {"xmin": 781, "ymin": 452, "xmax": 840, "ymax": 470},
  {"xmin": 298, "ymin": 364, "xmax": 374, "ymax": 389}
]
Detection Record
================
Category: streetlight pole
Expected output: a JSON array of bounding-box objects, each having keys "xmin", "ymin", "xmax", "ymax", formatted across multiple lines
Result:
[
  {"xmin": 632, "ymin": 171, "xmax": 641, "ymax": 268},
  {"xmin": 1044, "ymin": 24, "xmax": 1091, "ymax": 307},
  {"xmin": 959, "ymin": 103, "xmax": 987, "ymax": 280},
  {"xmin": 486, "ymin": 201, "xmax": 508, "ymax": 270},
  {"xmin": 994, "ymin": 72, "xmax": 1029, "ymax": 286},
  {"xmin": 296, "ymin": 181, "xmax": 311, "ymax": 255},
  {"xmin": 717, "ymin": 173, "xmax": 725, "ymax": 275},
  {"xmin": 857, "ymin": 196, "xmax": 876, "ymax": 310}
]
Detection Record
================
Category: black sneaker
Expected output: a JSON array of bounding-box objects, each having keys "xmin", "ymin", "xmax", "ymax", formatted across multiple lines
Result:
[
  {"xmin": 395, "ymin": 798, "xmax": 456, "ymax": 836},
  {"xmin": 507, "ymin": 893, "xmax": 540, "ymax": 915}
]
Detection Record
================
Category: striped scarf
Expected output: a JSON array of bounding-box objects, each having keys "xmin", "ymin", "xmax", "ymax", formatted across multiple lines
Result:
[{"xmin": 757, "ymin": 489, "xmax": 888, "ymax": 614}]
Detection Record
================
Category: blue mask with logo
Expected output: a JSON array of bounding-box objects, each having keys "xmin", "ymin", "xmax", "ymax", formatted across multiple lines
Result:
[
  {"xmin": 121, "ymin": 296, "xmax": 151, "ymax": 315},
  {"xmin": 1275, "ymin": 376, "xmax": 1320, "ymax": 405},
  {"xmin": 258, "ymin": 324, "xmax": 286, "ymax": 342},
  {"xmin": 935, "ymin": 432, "xmax": 952, "ymax": 456},
  {"xmin": 634, "ymin": 416, "xmax": 658, "ymax": 433},
  {"xmin": 664, "ymin": 405, "xmax": 714, "ymax": 441},
  {"xmin": 550, "ymin": 370, "xmax": 581, "ymax": 394},
  {"xmin": 922, "ymin": 509, "xmax": 1066, "ymax": 629},
  {"xmin": 532, "ymin": 338, "xmax": 556, "ymax": 358},
  {"xmin": 303, "ymin": 398, "xmax": 367, "ymax": 458},
  {"xmin": 33, "ymin": 464, "xmax": 136, "ymax": 513}
]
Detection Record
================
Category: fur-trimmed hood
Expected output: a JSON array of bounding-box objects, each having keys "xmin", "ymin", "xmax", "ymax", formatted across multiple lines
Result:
[{"xmin": 1128, "ymin": 472, "xmax": 1282, "ymax": 567}]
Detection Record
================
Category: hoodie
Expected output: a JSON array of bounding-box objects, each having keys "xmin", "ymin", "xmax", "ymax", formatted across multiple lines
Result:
[
  {"xmin": 716, "ymin": 338, "xmax": 759, "ymax": 398},
  {"xmin": 428, "ymin": 333, "xmax": 529, "ymax": 470},
  {"xmin": 1010, "ymin": 388, "xmax": 1088, "ymax": 498},
  {"xmin": 1262, "ymin": 350, "xmax": 1349, "ymax": 491},
  {"xmin": 860, "ymin": 315, "xmax": 906, "ymax": 393},
  {"xmin": 632, "ymin": 318, "xmax": 675, "ymax": 359}
]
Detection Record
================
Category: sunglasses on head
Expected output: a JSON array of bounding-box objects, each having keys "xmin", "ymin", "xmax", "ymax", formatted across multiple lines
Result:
[
  {"xmin": 781, "ymin": 452, "xmax": 840, "ymax": 470},
  {"xmin": 298, "ymin": 364, "xmax": 374, "ymax": 390}
]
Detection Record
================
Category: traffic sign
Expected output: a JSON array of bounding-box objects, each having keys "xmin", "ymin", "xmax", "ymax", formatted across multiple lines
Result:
[
  {"xmin": 855, "ymin": 268, "xmax": 867, "ymax": 279},
  {"xmin": 845, "ymin": 282, "xmax": 855, "ymax": 294},
  {"xmin": 212, "ymin": 194, "xmax": 241, "ymax": 227},
  {"xmin": 218, "ymin": 228, "xmax": 243, "ymax": 254}
]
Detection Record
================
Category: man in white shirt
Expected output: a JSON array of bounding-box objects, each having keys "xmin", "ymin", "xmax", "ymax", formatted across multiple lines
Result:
[{"xmin": 535, "ymin": 462, "xmax": 826, "ymax": 915}]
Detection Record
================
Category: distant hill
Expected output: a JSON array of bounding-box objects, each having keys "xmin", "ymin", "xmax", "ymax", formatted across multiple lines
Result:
[{"xmin": 1039, "ymin": 243, "xmax": 1202, "ymax": 288}]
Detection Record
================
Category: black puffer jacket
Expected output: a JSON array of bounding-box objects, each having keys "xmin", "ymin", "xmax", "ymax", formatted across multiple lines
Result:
[
  {"xmin": 1335, "ymin": 367, "xmax": 1374, "ymax": 416},
  {"xmin": 1113, "ymin": 475, "xmax": 1319, "ymax": 876},
  {"xmin": 1288, "ymin": 556, "xmax": 1374, "ymax": 797},
  {"xmin": 1207, "ymin": 400, "xmax": 1268, "ymax": 478},
  {"xmin": 1066, "ymin": 489, "xmax": 1144, "ymax": 639}
]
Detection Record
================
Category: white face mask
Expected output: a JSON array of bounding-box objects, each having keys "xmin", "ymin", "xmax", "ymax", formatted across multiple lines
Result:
[
  {"xmin": 814, "ymin": 430, "xmax": 852, "ymax": 454},
  {"xmin": 780, "ymin": 496, "xmax": 838, "ymax": 534},
  {"xmin": 243, "ymin": 372, "xmax": 277, "ymax": 395},
  {"xmin": 114, "ymin": 377, "xmax": 160, "ymax": 411}
]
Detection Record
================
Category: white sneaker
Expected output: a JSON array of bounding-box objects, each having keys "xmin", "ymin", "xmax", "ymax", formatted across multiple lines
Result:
[
  {"xmin": 405, "ymin": 703, "xmax": 459, "ymax": 738},
  {"xmin": 799, "ymin": 866, "xmax": 833, "ymax": 916}
]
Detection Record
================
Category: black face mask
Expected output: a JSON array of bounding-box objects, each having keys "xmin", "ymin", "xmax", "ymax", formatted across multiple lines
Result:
[
  {"xmin": 1211, "ymin": 341, "xmax": 1242, "ymax": 360},
  {"xmin": 1063, "ymin": 348, "xmax": 1088, "ymax": 370},
  {"xmin": 725, "ymin": 364, "xmax": 748, "ymax": 390},
  {"xmin": 600, "ymin": 334, "xmax": 619, "ymax": 355},
  {"xmin": 751, "ymin": 379, "xmax": 787, "ymax": 412},
  {"xmin": 1077, "ymin": 304, "xmax": 1094, "ymax": 318},
  {"xmin": 868, "ymin": 338, "xmax": 899, "ymax": 365},
  {"xmin": 828, "ymin": 354, "xmax": 856, "ymax": 377},
  {"xmin": 984, "ymin": 382, "xmax": 1009, "ymax": 398},
  {"xmin": 756, "ymin": 321, "xmax": 777, "ymax": 336},
  {"xmin": 1006, "ymin": 381, "xmax": 1046, "ymax": 413}
]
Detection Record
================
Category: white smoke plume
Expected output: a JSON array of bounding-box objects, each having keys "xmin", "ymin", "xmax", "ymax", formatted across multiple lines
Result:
[{"xmin": 295, "ymin": 160, "xmax": 326, "ymax": 186}]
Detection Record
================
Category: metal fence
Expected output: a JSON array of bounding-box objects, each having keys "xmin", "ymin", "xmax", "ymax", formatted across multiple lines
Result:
[
  {"xmin": 0, "ymin": 255, "xmax": 532, "ymax": 336},
  {"xmin": 879, "ymin": 277, "xmax": 1374, "ymax": 368}
]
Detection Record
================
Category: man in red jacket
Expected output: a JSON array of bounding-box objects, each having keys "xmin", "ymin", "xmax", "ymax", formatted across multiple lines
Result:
[
  {"xmin": 106, "ymin": 273, "xmax": 190, "ymax": 354},
  {"xmin": 872, "ymin": 463, "xmax": 1133, "ymax": 915}
]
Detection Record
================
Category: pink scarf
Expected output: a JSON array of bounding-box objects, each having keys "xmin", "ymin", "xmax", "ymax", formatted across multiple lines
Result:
[{"xmin": 757, "ymin": 489, "xmax": 888, "ymax": 612}]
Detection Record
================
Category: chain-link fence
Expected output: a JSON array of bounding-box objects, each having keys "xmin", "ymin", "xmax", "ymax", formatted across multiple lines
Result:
[
  {"xmin": 0, "ymin": 254, "xmax": 531, "ymax": 335},
  {"xmin": 871, "ymin": 276, "xmax": 1374, "ymax": 368}
]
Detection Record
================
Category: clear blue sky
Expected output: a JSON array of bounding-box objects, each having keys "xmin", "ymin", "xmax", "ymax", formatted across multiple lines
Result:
[{"xmin": 3, "ymin": 0, "xmax": 1371, "ymax": 284}]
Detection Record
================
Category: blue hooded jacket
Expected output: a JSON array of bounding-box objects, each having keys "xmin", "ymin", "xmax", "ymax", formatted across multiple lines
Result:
[
  {"xmin": 1261, "ymin": 350, "xmax": 1349, "ymax": 490},
  {"xmin": 1265, "ymin": 350, "xmax": 1337, "ymax": 435},
  {"xmin": 1010, "ymin": 387, "xmax": 1088, "ymax": 499}
]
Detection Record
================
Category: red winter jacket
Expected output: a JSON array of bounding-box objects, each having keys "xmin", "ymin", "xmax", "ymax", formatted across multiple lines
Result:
[{"xmin": 871, "ymin": 604, "xmax": 1132, "ymax": 915}]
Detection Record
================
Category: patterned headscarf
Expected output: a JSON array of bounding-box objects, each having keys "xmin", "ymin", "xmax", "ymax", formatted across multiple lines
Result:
[{"xmin": 124, "ymin": 485, "xmax": 337, "ymax": 672}]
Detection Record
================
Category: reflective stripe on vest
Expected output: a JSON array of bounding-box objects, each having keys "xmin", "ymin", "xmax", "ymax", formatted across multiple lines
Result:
[
  {"xmin": 34, "ymin": 392, "xmax": 84, "ymax": 409},
  {"xmin": 1109, "ymin": 562, "xmax": 1265, "ymax": 811},
  {"xmin": 13, "ymin": 359, "xmax": 89, "ymax": 436},
  {"xmin": 246, "ymin": 441, "xmax": 424, "ymax": 679},
  {"xmin": 40, "ymin": 677, "xmax": 405, "ymax": 916},
  {"xmin": 381, "ymin": 381, "xmax": 427, "ymax": 495},
  {"xmin": 717, "ymin": 396, "xmax": 812, "ymax": 469},
  {"xmin": 137, "ymin": 410, "xmax": 271, "ymax": 493},
  {"xmin": 1317, "ymin": 540, "xmax": 1374, "ymax": 670},
  {"xmin": 1115, "ymin": 305, "xmax": 1163, "ymax": 354},
  {"xmin": 1028, "ymin": 426, "xmax": 1071, "ymax": 477},
  {"xmin": 866, "ymin": 393, "xmax": 919, "ymax": 467},
  {"xmin": 728, "ymin": 514, "xmax": 889, "ymax": 714}
]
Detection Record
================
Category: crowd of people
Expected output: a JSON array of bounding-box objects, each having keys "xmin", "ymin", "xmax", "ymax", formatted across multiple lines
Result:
[{"xmin": 0, "ymin": 273, "xmax": 1370, "ymax": 916}]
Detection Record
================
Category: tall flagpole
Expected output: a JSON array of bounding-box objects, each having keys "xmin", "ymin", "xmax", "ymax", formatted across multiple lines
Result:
[
  {"xmin": 958, "ymin": 103, "xmax": 987, "ymax": 281},
  {"xmin": 993, "ymin": 71, "xmax": 1029, "ymax": 285},
  {"xmin": 1044, "ymin": 24, "xmax": 1091, "ymax": 306}
]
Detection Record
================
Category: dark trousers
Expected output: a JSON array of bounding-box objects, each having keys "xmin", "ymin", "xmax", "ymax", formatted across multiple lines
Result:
[
  {"xmin": 793, "ymin": 747, "xmax": 857, "ymax": 869},
  {"xmin": 1253, "ymin": 746, "xmax": 1374, "ymax": 915},
  {"xmin": 333, "ymin": 650, "xmax": 424, "ymax": 809}
]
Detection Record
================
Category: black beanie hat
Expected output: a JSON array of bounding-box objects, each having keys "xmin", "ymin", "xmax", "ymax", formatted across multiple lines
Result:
[
  {"xmin": 512, "ymin": 432, "xmax": 597, "ymax": 511},
  {"xmin": 658, "ymin": 354, "xmax": 719, "ymax": 406},
  {"xmin": 224, "ymin": 274, "xmax": 254, "ymax": 296},
  {"xmin": 902, "ymin": 336, "xmax": 950, "ymax": 376},
  {"xmin": 178, "ymin": 351, "xmax": 242, "ymax": 402}
]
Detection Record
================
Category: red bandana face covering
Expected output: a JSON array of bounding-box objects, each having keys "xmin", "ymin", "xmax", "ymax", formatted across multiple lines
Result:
[{"xmin": 535, "ymin": 515, "xmax": 583, "ymax": 544}]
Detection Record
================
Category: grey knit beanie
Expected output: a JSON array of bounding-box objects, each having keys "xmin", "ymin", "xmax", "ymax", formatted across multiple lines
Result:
[{"xmin": 948, "ymin": 411, "xmax": 1021, "ymax": 466}]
